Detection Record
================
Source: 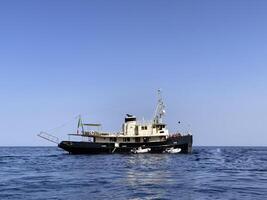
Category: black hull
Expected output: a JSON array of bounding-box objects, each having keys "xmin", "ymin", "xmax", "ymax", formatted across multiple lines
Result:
[{"xmin": 58, "ymin": 135, "xmax": 193, "ymax": 154}]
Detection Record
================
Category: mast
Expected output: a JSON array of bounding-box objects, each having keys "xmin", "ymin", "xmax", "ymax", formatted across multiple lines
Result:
[
  {"xmin": 77, "ymin": 115, "xmax": 84, "ymax": 134},
  {"xmin": 153, "ymin": 89, "xmax": 166, "ymax": 124}
]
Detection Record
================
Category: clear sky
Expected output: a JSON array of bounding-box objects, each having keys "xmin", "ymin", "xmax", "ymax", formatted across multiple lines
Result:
[{"xmin": 0, "ymin": 0, "xmax": 267, "ymax": 146}]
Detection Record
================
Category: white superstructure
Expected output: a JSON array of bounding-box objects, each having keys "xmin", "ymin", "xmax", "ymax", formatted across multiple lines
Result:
[{"xmin": 82, "ymin": 90, "xmax": 170, "ymax": 143}]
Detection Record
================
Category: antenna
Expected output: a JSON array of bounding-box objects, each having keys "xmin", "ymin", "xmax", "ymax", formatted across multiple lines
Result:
[{"xmin": 153, "ymin": 89, "xmax": 166, "ymax": 124}]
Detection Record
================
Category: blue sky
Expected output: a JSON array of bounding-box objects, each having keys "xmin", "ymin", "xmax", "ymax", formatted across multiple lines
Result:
[{"xmin": 0, "ymin": 0, "xmax": 267, "ymax": 146}]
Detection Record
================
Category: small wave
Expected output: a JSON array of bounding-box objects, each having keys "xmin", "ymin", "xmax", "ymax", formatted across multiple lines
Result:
[{"xmin": 0, "ymin": 146, "xmax": 266, "ymax": 199}]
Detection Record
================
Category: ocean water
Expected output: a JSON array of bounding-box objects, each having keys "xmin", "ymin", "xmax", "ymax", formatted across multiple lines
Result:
[{"xmin": 0, "ymin": 147, "xmax": 266, "ymax": 200}]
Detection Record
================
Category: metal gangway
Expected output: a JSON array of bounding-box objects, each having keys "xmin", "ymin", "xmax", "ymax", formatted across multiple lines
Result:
[{"xmin": 38, "ymin": 132, "xmax": 60, "ymax": 144}]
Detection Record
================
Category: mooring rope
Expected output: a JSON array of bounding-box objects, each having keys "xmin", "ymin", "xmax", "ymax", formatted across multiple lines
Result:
[{"xmin": 45, "ymin": 115, "xmax": 80, "ymax": 133}]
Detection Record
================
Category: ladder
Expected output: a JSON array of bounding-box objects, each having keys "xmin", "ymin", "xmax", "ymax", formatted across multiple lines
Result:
[{"xmin": 38, "ymin": 132, "xmax": 60, "ymax": 144}]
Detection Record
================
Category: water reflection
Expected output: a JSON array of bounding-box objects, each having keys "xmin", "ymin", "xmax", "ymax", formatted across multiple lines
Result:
[{"xmin": 122, "ymin": 154, "xmax": 196, "ymax": 200}]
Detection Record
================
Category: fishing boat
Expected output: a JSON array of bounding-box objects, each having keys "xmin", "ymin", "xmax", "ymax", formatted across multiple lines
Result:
[{"xmin": 38, "ymin": 90, "xmax": 193, "ymax": 154}]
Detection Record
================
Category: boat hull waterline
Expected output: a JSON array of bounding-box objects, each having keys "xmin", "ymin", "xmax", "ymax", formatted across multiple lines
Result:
[{"xmin": 58, "ymin": 135, "xmax": 193, "ymax": 154}]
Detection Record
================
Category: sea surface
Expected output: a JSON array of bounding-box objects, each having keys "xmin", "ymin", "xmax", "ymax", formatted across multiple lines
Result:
[{"xmin": 0, "ymin": 147, "xmax": 266, "ymax": 200}]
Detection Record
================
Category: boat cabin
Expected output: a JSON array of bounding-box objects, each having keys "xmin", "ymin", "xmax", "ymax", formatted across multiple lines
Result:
[{"xmin": 68, "ymin": 90, "xmax": 169, "ymax": 144}]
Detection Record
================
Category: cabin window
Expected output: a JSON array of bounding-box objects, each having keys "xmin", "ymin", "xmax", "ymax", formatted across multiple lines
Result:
[
  {"xmin": 155, "ymin": 124, "xmax": 165, "ymax": 130},
  {"xmin": 141, "ymin": 126, "xmax": 147, "ymax": 130},
  {"xmin": 143, "ymin": 137, "xmax": 150, "ymax": 143},
  {"xmin": 123, "ymin": 138, "xmax": 131, "ymax": 142},
  {"xmin": 110, "ymin": 137, "xmax": 117, "ymax": 142},
  {"xmin": 135, "ymin": 137, "xmax": 140, "ymax": 143}
]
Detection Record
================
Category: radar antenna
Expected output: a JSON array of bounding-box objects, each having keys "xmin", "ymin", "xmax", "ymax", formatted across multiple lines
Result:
[{"xmin": 153, "ymin": 89, "xmax": 166, "ymax": 124}]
